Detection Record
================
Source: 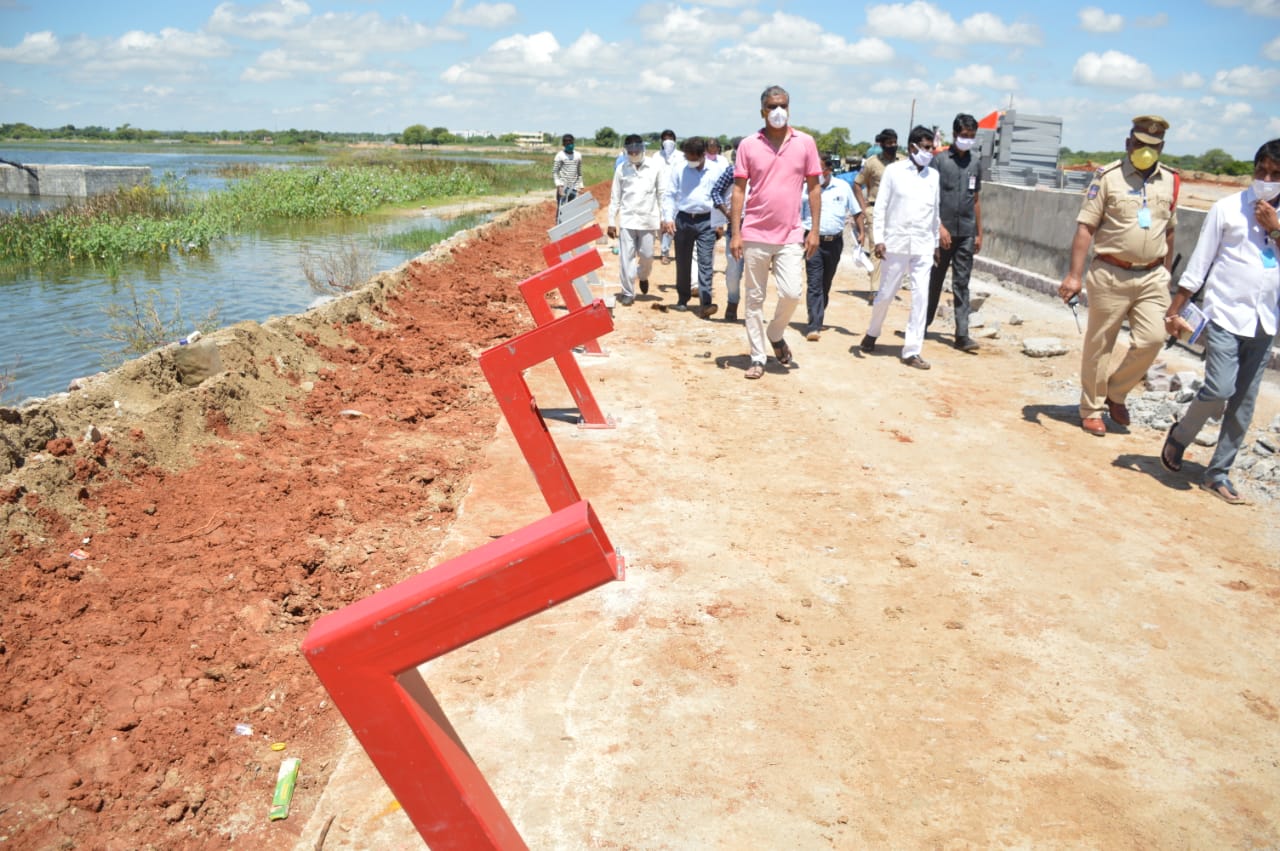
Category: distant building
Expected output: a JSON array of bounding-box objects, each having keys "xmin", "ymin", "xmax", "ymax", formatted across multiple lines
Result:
[
  {"xmin": 514, "ymin": 132, "xmax": 547, "ymax": 149},
  {"xmin": 453, "ymin": 129, "xmax": 492, "ymax": 140}
]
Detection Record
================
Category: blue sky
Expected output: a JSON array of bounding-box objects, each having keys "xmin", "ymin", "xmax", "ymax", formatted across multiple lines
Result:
[{"xmin": 1, "ymin": 0, "xmax": 1277, "ymax": 158}]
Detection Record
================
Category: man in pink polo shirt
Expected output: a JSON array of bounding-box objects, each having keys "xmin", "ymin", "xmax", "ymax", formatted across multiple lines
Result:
[{"xmin": 730, "ymin": 85, "xmax": 823, "ymax": 379}]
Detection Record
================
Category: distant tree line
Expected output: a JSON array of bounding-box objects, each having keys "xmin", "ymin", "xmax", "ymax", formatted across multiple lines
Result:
[{"xmin": 1058, "ymin": 146, "xmax": 1253, "ymax": 176}]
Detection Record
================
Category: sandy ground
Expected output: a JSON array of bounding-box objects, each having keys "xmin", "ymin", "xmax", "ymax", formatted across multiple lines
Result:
[
  {"xmin": 300, "ymin": 193, "xmax": 1280, "ymax": 849},
  {"xmin": 2, "ymin": 183, "xmax": 1277, "ymax": 850}
]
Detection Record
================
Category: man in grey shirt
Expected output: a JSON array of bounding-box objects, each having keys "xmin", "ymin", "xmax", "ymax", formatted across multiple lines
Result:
[{"xmin": 926, "ymin": 113, "xmax": 983, "ymax": 353}]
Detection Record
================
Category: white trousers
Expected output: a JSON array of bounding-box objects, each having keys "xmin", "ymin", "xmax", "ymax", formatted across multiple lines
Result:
[
  {"xmin": 617, "ymin": 228, "xmax": 654, "ymax": 297},
  {"xmin": 743, "ymin": 241, "xmax": 804, "ymax": 364},
  {"xmin": 867, "ymin": 251, "xmax": 931, "ymax": 359}
]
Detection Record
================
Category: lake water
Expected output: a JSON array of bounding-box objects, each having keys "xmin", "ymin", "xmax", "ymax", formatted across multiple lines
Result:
[{"xmin": 0, "ymin": 146, "xmax": 497, "ymax": 403}]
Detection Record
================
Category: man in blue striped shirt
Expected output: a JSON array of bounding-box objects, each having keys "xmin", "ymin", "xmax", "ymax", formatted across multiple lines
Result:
[{"xmin": 661, "ymin": 137, "xmax": 730, "ymax": 316}]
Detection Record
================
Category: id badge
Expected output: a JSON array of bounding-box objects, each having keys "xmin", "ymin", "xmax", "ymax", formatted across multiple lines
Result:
[
  {"xmin": 1137, "ymin": 207, "xmax": 1152, "ymax": 229},
  {"xmin": 968, "ymin": 175, "xmax": 976, "ymax": 191},
  {"xmin": 1263, "ymin": 246, "xmax": 1278, "ymax": 269}
]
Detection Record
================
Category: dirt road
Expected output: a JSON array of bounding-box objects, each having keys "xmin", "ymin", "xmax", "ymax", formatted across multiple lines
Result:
[
  {"xmin": 2, "ymin": 186, "xmax": 1276, "ymax": 849},
  {"xmin": 302, "ymin": 192, "xmax": 1280, "ymax": 849}
]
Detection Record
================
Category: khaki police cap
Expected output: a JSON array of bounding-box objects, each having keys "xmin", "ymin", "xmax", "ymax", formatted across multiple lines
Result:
[{"xmin": 1131, "ymin": 115, "xmax": 1169, "ymax": 145}]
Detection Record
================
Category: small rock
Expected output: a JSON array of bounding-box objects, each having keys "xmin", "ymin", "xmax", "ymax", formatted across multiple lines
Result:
[
  {"xmin": 1253, "ymin": 460, "xmax": 1277, "ymax": 480},
  {"xmin": 1193, "ymin": 426, "xmax": 1218, "ymax": 447},
  {"xmin": 46, "ymin": 437, "xmax": 75, "ymax": 457},
  {"xmin": 1008, "ymin": 314, "xmax": 1023, "ymax": 326},
  {"xmin": 83, "ymin": 424, "xmax": 101, "ymax": 443},
  {"xmin": 1022, "ymin": 337, "xmax": 1068, "ymax": 358},
  {"xmin": 1256, "ymin": 436, "xmax": 1278, "ymax": 454},
  {"xmin": 1170, "ymin": 370, "xmax": 1200, "ymax": 392},
  {"xmin": 969, "ymin": 311, "xmax": 985, "ymax": 329},
  {"xmin": 969, "ymin": 290, "xmax": 991, "ymax": 312}
]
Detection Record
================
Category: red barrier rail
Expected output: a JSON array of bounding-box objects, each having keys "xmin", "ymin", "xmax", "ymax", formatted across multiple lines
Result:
[
  {"xmin": 517, "ymin": 251, "xmax": 614, "ymax": 428},
  {"xmin": 303, "ymin": 500, "xmax": 624, "ymax": 850}
]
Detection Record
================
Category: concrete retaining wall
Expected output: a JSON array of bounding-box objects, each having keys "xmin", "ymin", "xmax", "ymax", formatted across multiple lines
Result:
[
  {"xmin": 975, "ymin": 181, "xmax": 1277, "ymax": 369},
  {"xmin": 0, "ymin": 164, "xmax": 151, "ymax": 197},
  {"xmin": 979, "ymin": 181, "xmax": 1207, "ymax": 284}
]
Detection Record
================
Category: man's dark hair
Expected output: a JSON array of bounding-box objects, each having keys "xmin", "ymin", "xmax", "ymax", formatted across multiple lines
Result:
[
  {"xmin": 681, "ymin": 137, "xmax": 707, "ymax": 157},
  {"xmin": 624, "ymin": 133, "xmax": 643, "ymax": 146},
  {"xmin": 875, "ymin": 128, "xmax": 898, "ymax": 144},
  {"xmin": 562, "ymin": 133, "xmax": 574, "ymax": 144},
  {"xmin": 953, "ymin": 113, "xmax": 978, "ymax": 135},
  {"xmin": 707, "ymin": 137, "xmax": 721, "ymax": 150},
  {"xmin": 1254, "ymin": 139, "xmax": 1280, "ymax": 167},
  {"xmin": 660, "ymin": 129, "xmax": 676, "ymax": 141},
  {"xmin": 907, "ymin": 125, "xmax": 934, "ymax": 147},
  {"xmin": 760, "ymin": 85, "xmax": 789, "ymax": 106}
]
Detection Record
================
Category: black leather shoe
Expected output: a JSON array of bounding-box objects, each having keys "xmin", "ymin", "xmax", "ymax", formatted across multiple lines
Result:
[
  {"xmin": 724, "ymin": 303, "xmax": 738, "ymax": 322},
  {"xmin": 955, "ymin": 336, "xmax": 980, "ymax": 353},
  {"xmin": 639, "ymin": 280, "xmax": 649, "ymax": 295},
  {"xmin": 859, "ymin": 334, "xmax": 876, "ymax": 353}
]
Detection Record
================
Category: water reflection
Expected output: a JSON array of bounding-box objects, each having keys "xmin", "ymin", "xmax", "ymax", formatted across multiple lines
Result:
[{"xmin": 0, "ymin": 210, "xmax": 492, "ymax": 403}]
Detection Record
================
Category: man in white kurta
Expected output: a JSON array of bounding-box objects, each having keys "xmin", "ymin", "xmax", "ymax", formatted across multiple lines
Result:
[
  {"xmin": 861, "ymin": 126, "xmax": 941, "ymax": 369},
  {"xmin": 607, "ymin": 134, "xmax": 662, "ymax": 305}
]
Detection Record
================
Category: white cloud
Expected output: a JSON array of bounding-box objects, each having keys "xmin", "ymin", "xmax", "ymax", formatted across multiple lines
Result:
[
  {"xmin": 1133, "ymin": 13, "xmax": 1168, "ymax": 27},
  {"xmin": 0, "ymin": 31, "xmax": 60, "ymax": 64},
  {"xmin": 1210, "ymin": 65, "xmax": 1280, "ymax": 96},
  {"xmin": 731, "ymin": 13, "xmax": 893, "ymax": 66},
  {"xmin": 142, "ymin": 84, "xmax": 174, "ymax": 97},
  {"xmin": 639, "ymin": 69, "xmax": 676, "ymax": 94},
  {"xmin": 64, "ymin": 28, "xmax": 230, "ymax": 76},
  {"xmin": 1222, "ymin": 102, "xmax": 1253, "ymax": 122},
  {"xmin": 865, "ymin": 1, "xmax": 1040, "ymax": 45},
  {"xmin": 336, "ymin": 70, "xmax": 400, "ymax": 85},
  {"xmin": 1267, "ymin": 116, "xmax": 1280, "ymax": 135},
  {"xmin": 1207, "ymin": 0, "xmax": 1280, "ymax": 15},
  {"xmin": 643, "ymin": 6, "xmax": 740, "ymax": 45},
  {"xmin": 1072, "ymin": 50, "xmax": 1156, "ymax": 88},
  {"xmin": 1264, "ymin": 34, "xmax": 1280, "ymax": 61},
  {"xmin": 208, "ymin": 0, "xmax": 312, "ymax": 37},
  {"xmin": 442, "ymin": 0, "xmax": 518, "ymax": 28},
  {"xmin": 1176, "ymin": 72, "xmax": 1204, "ymax": 88},
  {"xmin": 956, "ymin": 63, "xmax": 1019, "ymax": 90},
  {"xmin": 242, "ymin": 47, "xmax": 358, "ymax": 82},
  {"xmin": 1079, "ymin": 7, "xmax": 1123, "ymax": 33}
]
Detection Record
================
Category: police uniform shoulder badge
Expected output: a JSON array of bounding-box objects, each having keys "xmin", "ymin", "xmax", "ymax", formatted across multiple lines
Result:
[{"xmin": 1087, "ymin": 183, "xmax": 1100, "ymax": 199}]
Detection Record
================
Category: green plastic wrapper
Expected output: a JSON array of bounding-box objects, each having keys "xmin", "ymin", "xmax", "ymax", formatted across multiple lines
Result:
[{"xmin": 269, "ymin": 757, "xmax": 301, "ymax": 821}]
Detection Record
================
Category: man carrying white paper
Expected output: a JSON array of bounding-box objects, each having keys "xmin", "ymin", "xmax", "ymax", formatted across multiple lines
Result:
[{"xmin": 1159, "ymin": 138, "xmax": 1280, "ymax": 504}]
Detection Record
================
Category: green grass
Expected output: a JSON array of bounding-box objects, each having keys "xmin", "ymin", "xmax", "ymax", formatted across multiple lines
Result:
[{"xmin": 0, "ymin": 150, "xmax": 615, "ymax": 267}]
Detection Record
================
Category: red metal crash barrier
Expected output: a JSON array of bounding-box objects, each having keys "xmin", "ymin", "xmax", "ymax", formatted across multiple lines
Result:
[
  {"xmin": 540, "ymin": 222, "xmax": 607, "ymax": 356},
  {"xmin": 302, "ymin": 501, "xmax": 624, "ymax": 849},
  {"xmin": 516, "ymin": 251, "xmax": 615, "ymax": 429},
  {"xmin": 303, "ymin": 294, "xmax": 624, "ymax": 848}
]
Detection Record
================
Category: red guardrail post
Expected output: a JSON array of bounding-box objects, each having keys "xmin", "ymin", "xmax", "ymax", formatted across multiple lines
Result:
[
  {"xmin": 517, "ymin": 251, "xmax": 614, "ymax": 428},
  {"xmin": 480, "ymin": 300, "xmax": 613, "ymax": 512},
  {"xmin": 303, "ymin": 501, "xmax": 624, "ymax": 850},
  {"xmin": 541, "ymin": 223, "xmax": 607, "ymax": 356}
]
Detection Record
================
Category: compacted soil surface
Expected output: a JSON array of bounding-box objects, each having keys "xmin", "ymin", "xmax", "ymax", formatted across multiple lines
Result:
[{"xmin": 2, "ymin": 182, "xmax": 1277, "ymax": 850}]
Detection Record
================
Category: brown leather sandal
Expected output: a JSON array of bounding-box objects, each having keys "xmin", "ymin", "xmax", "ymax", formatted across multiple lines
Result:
[{"xmin": 744, "ymin": 363, "xmax": 765, "ymax": 380}]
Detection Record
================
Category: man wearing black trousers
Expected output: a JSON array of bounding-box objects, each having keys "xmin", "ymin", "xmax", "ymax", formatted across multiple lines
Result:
[{"xmin": 927, "ymin": 113, "xmax": 983, "ymax": 353}]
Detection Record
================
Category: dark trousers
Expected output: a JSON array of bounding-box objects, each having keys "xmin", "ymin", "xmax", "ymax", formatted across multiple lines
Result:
[
  {"xmin": 927, "ymin": 235, "xmax": 975, "ymax": 338},
  {"xmin": 674, "ymin": 213, "xmax": 716, "ymax": 306},
  {"xmin": 804, "ymin": 234, "xmax": 843, "ymax": 332}
]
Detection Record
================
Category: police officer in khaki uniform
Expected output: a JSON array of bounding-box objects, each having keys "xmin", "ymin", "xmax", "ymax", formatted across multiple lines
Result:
[
  {"xmin": 853, "ymin": 129, "xmax": 906, "ymax": 296},
  {"xmin": 1058, "ymin": 115, "xmax": 1178, "ymax": 436}
]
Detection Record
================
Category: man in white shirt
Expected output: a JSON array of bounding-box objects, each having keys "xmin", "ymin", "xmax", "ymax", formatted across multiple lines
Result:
[
  {"xmin": 662, "ymin": 137, "xmax": 729, "ymax": 317},
  {"xmin": 1159, "ymin": 138, "xmax": 1280, "ymax": 505},
  {"xmin": 656, "ymin": 129, "xmax": 678, "ymax": 264},
  {"xmin": 860, "ymin": 125, "xmax": 940, "ymax": 370},
  {"xmin": 801, "ymin": 154, "xmax": 863, "ymax": 341},
  {"xmin": 607, "ymin": 134, "xmax": 662, "ymax": 305}
]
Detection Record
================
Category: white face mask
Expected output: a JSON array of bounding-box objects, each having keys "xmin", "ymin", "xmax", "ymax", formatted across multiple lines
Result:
[
  {"xmin": 687, "ymin": 157, "xmax": 705, "ymax": 170},
  {"xmin": 910, "ymin": 146, "xmax": 933, "ymax": 168},
  {"xmin": 1252, "ymin": 179, "xmax": 1280, "ymax": 202},
  {"xmin": 954, "ymin": 136, "xmax": 976, "ymax": 152},
  {"xmin": 766, "ymin": 106, "xmax": 788, "ymax": 129},
  {"xmin": 661, "ymin": 139, "xmax": 676, "ymax": 155}
]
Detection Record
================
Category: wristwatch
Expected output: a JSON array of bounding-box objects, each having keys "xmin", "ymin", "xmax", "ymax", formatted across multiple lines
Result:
[{"xmin": 1270, "ymin": 228, "xmax": 1280, "ymax": 243}]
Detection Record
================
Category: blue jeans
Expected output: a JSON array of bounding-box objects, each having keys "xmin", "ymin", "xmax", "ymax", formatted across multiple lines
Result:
[
  {"xmin": 1171, "ymin": 320, "xmax": 1276, "ymax": 485},
  {"xmin": 724, "ymin": 229, "xmax": 743, "ymax": 305}
]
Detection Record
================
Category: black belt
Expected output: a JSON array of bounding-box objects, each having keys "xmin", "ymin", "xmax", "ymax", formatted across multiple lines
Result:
[
  {"xmin": 677, "ymin": 211, "xmax": 711, "ymax": 222},
  {"xmin": 820, "ymin": 234, "xmax": 841, "ymax": 242}
]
